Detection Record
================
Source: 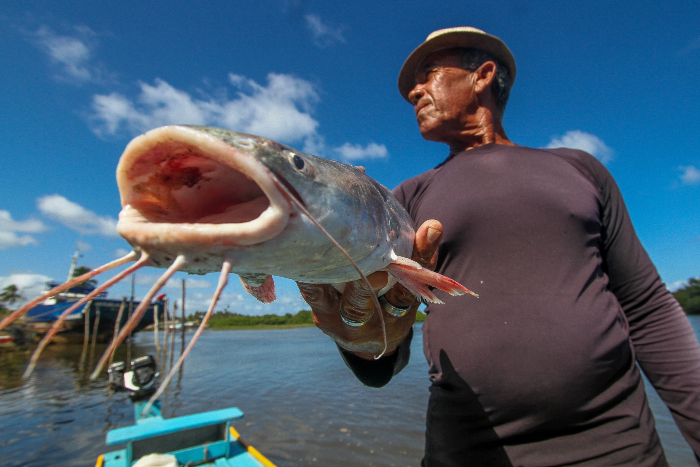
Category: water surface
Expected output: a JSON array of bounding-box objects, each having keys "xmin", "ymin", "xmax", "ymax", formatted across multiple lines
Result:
[{"xmin": 1, "ymin": 318, "xmax": 698, "ymax": 466}]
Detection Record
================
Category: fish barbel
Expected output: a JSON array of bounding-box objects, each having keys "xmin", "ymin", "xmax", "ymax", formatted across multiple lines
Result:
[{"xmin": 2, "ymin": 125, "xmax": 476, "ymax": 405}]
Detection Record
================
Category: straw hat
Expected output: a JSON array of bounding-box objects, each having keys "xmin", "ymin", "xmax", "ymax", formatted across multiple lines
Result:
[{"xmin": 398, "ymin": 27, "xmax": 516, "ymax": 103}]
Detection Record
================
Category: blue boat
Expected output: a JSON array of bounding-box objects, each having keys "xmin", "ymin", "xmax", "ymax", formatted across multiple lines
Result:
[
  {"xmin": 97, "ymin": 356, "xmax": 277, "ymax": 467},
  {"xmin": 23, "ymin": 281, "xmax": 164, "ymax": 343}
]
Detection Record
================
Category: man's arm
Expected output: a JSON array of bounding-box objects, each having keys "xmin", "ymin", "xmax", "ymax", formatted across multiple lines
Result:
[
  {"xmin": 296, "ymin": 219, "xmax": 443, "ymax": 385},
  {"xmin": 597, "ymin": 161, "xmax": 700, "ymax": 460}
]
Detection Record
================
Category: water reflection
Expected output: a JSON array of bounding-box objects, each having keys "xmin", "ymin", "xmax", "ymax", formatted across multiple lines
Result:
[{"xmin": 0, "ymin": 319, "xmax": 698, "ymax": 467}]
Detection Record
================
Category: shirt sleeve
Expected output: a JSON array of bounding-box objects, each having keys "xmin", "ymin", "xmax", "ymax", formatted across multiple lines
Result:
[{"xmin": 596, "ymin": 159, "xmax": 700, "ymax": 459}]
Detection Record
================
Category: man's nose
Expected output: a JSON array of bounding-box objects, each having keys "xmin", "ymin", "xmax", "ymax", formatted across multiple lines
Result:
[{"xmin": 408, "ymin": 84, "xmax": 424, "ymax": 105}]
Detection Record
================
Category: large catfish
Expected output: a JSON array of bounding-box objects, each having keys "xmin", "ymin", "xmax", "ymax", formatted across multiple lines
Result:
[{"xmin": 2, "ymin": 126, "xmax": 476, "ymax": 402}]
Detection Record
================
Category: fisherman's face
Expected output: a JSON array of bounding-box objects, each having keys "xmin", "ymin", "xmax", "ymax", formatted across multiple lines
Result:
[{"xmin": 409, "ymin": 50, "xmax": 478, "ymax": 143}]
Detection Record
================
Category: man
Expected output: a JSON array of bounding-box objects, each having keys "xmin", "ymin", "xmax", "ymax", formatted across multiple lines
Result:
[{"xmin": 297, "ymin": 27, "xmax": 700, "ymax": 466}]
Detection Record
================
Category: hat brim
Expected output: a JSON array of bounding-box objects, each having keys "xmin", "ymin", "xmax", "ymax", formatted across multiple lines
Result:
[{"xmin": 398, "ymin": 28, "xmax": 516, "ymax": 103}]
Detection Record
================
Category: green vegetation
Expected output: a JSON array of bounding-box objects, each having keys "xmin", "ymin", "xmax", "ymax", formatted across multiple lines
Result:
[
  {"xmin": 192, "ymin": 310, "xmax": 315, "ymax": 329},
  {"xmin": 673, "ymin": 278, "xmax": 700, "ymax": 315},
  {"xmin": 72, "ymin": 266, "xmax": 98, "ymax": 287},
  {"xmin": 0, "ymin": 284, "xmax": 23, "ymax": 315},
  {"xmin": 189, "ymin": 307, "xmax": 427, "ymax": 330}
]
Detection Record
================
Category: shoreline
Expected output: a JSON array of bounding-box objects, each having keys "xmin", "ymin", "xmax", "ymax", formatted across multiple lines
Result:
[{"xmin": 207, "ymin": 323, "xmax": 316, "ymax": 331}]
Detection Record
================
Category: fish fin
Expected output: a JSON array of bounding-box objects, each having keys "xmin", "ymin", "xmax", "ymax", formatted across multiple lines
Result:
[
  {"xmin": 386, "ymin": 257, "xmax": 478, "ymax": 304},
  {"xmin": 240, "ymin": 274, "xmax": 276, "ymax": 303}
]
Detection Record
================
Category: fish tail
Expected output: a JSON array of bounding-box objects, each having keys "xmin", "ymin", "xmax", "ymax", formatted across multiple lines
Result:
[{"xmin": 387, "ymin": 258, "xmax": 479, "ymax": 303}]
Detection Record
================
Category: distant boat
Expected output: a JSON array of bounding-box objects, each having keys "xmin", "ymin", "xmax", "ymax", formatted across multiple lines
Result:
[{"xmin": 22, "ymin": 280, "xmax": 165, "ymax": 343}]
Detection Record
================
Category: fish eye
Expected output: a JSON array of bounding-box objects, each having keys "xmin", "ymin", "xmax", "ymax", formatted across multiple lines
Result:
[
  {"xmin": 284, "ymin": 150, "xmax": 314, "ymax": 176},
  {"xmin": 293, "ymin": 155, "xmax": 305, "ymax": 170}
]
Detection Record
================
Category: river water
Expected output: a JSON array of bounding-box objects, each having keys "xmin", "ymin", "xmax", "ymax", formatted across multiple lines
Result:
[{"xmin": 1, "ymin": 318, "xmax": 698, "ymax": 467}]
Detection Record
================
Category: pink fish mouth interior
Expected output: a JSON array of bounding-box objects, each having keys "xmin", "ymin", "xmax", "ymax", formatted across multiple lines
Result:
[
  {"xmin": 116, "ymin": 126, "xmax": 290, "ymax": 249},
  {"xmin": 125, "ymin": 141, "xmax": 270, "ymax": 224}
]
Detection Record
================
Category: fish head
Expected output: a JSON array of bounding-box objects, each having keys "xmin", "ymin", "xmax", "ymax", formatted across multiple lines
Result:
[{"xmin": 116, "ymin": 125, "xmax": 308, "ymax": 272}]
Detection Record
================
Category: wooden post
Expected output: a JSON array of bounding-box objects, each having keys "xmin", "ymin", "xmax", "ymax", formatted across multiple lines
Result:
[
  {"xmin": 79, "ymin": 300, "xmax": 93, "ymax": 372},
  {"xmin": 109, "ymin": 298, "xmax": 127, "ymax": 366},
  {"xmin": 161, "ymin": 299, "xmax": 169, "ymax": 368},
  {"xmin": 181, "ymin": 279, "xmax": 186, "ymax": 340},
  {"xmin": 153, "ymin": 301, "xmax": 160, "ymax": 352},
  {"xmin": 127, "ymin": 273, "xmax": 135, "ymax": 363},
  {"xmin": 89, "ymin": 305, "xmax": 101, "ymax": 366}
]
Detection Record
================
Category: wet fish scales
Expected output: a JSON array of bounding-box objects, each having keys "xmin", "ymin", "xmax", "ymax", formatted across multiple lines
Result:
[{"xmin": 1, "ymin": 125, "xmax": 477, "ymax": 405}]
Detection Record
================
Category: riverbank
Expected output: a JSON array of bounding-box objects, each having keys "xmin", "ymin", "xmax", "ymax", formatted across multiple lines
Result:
[
  {"xmin": 191, "ymin": 309, "xmax": 426, "ymax": 331},
  {"xmin": 209, "ymin": 323, "xmax": 316, "ymax": 331}
]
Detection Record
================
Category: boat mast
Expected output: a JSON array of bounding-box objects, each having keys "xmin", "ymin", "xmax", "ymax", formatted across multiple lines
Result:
[{"xmin": 67, "ymin": 246, "xmax": 80, "ymax": 282}]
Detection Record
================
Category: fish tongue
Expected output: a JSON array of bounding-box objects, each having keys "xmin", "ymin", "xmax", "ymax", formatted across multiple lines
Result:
[{"xmin": 197, "ymin": 196, "xmax": 270, "ymax": 224}]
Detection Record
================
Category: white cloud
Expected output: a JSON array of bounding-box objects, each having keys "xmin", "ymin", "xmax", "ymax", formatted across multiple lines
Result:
[
  {"xmin": 667, "ymin": 280, "xmax": 687, "ymax": 292},
  {"xmin": 90, "ymin": 73, "xmax": 320, "ymax": 145},
  {"xmin": 679, "ymin": 165, "xmax": 700, "ymax": 186},
  {"xmin": 0, "ymin": 210, "xmax": 47, "ymax": 250},
  {"xmin": 546, "ymin": 130, "xmax": 614, "ymax": 165},
  {"xmin": 0, "ymin": 232, "xmax": 38, "ymax": 250},
  {"xmin": 0, "ymin": 210, "xmax": 46, "ymax": 233},
  {"xmin": 135, "ymin": 274, "xmax": 214, "ymax": 290},
  {"xmin": 37, "ymin": 194, "xmax": 118, "ymax": 236},
  {"xmin": 304, "ymin": 14, "xmax": 346, "ymax": 48},
  {"xmin": 130, "ymin": 272, "xmax": 308, "ymax": 316},
  {"xmin": 183, "ymin": 288, "xmax": 307, "ymax": 316},
  {"xmin": 333, "ymin": 142, "xmax": 389, "ymax": 161},
  {"xmin": 0, "ymin": 273, "xmax": 53, "ymax": 305},
  {"xmin": 171, "ymin": 278, "xmax": 213, "ymax": 289},
  {"xmin": 30, "ymin": 25, "xmax": 107, "ymax": 83},
  {"xmin": 76, "ymin": 240, "xmax": 93, "ymax": 253}
]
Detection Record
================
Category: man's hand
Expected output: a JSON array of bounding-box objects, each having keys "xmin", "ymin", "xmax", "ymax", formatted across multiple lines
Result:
[{"xmin": 297, "ymin": 219, "xmax": 443, "ymax": 359}]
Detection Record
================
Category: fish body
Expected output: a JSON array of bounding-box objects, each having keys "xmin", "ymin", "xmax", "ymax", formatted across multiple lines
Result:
[
  {"xmin": 117, "ymin": 125, "xmax": 418, "ymax": 296},
  {"xmin": 1, "ymin": 124, "xmax": 476, "ymax": 387}
]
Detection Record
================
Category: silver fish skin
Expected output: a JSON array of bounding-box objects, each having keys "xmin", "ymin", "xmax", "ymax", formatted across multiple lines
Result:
[
  {"xmin": 116, "ymin": 125, "xmax": 415, "ymax": 293},
  {"xmin": 0, "ymin": 125, "xmax": 475, "ymax": 384}
]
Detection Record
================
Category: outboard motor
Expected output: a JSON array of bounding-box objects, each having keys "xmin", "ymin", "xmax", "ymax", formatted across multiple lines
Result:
[{"xmin": 108, "ymin": 355, "xmax": 159, "ymax": 400}]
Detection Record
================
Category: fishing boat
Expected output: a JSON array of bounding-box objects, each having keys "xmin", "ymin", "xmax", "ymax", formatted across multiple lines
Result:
[
  {"xmin": 21, "ymin": 248, "xmax": 166, "ymax": 343},
  {"xmin": 22, "ymin": 281, "xmax": 164, "ymax": 343},
  {"xmin": 97, "ymin": 356, "xmax": 277, "ymax": 467}
]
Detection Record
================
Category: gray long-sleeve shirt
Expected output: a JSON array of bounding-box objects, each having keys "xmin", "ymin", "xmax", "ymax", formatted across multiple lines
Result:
[{"xmin": 342, "ymin": 144, "xmax": 700, "ymax": 466}]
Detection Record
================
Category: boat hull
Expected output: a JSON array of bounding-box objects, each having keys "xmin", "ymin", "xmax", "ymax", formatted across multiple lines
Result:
[{"xmin": 22, "ymin": 299, "xmax": 165, "ymax": 343}]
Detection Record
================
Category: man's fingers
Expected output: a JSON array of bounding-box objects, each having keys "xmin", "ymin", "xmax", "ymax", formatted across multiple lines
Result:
[
  {"xmin": 339, "ymin": 273, "xmax": 387, "ymax": 325},
  {"xmin": 413, "ymin": 219, "xmax": 443, "ymax": 268},
  {"xmin": 384, "ymin": 282, "xmax": 416, "ymax": 309},
  {"xmin": 297, "ymin": 283, "xmax": 340, "ymax": 319}
]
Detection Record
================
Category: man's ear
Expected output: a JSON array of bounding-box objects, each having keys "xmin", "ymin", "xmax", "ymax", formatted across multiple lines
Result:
[{"xmin": 473, "ymin": 61, "xmax": 497, "ymax": 94}]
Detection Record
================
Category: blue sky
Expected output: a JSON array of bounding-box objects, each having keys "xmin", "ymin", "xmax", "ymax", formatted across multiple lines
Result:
[{"xmin": 1, "ymin": 1, "xmax": 698, "ymax": 315}]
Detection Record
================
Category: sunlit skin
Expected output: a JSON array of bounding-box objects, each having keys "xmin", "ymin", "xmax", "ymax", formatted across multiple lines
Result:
[
  {"xmin": 298, "ymin": 48, "xmax": 515, "ymax": 359},
  {"xmin": 409, "ymin": 49, "xmax": 514, "ymax": 153}
]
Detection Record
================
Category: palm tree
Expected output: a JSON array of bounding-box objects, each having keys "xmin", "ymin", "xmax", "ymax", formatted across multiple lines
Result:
[
  {"xmin": 72, "ymin": 266, "xmax": 98, "ymax": 287},
  {"xmin": 0, "ymin": 284, "xmax": 24, "ymax": 308}
]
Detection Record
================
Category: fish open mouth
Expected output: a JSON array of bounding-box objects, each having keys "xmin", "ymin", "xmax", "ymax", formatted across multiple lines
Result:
[{"xmin": 116, "ymin": 126, "xmax": 290, "ymax": 253}]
